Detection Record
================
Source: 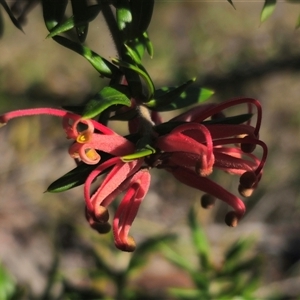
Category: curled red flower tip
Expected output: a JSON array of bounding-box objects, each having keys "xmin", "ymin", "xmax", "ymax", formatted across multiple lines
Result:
[{"xmin": 113, "ymin": 169, "xmax": 151, "ymax": 252}]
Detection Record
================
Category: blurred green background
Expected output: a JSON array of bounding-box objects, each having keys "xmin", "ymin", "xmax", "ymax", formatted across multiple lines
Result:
[{"xmin": 1, "ymin": 1, "xmax": 300, "ymax": 299}]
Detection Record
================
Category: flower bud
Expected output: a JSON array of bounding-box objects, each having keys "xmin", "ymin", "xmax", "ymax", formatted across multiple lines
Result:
[
  {"xmin": 225, "ymin": 211, "xmax": 239, "ymax": 227},
  {"xmin": 239, "ymin": 171, "xmax": 256, "ymax": 197},
  {"xmin": 200, "ymin": 194, "xmax": 216, "ymax": 209},
  {"xmin": 240, "ymin": 135, "xmax": 256, "ymax": 153},
  {"xmin": 91, "ymin": 221, "xmax": 111, "ymax": 234},
  {"xmin": 94, "ymin": 205, "xmax": 110, "ymax": 223},
  {"xmin": 238, "ymin": 185, "xmax": 254, "ymax": 198},
  {"xmin": 240, "ymin": 171, "xmax": 256, "ymax": 188},
  {"xmin": 116, "ymin": 236, "xmax": 136, "ymax": 252}
]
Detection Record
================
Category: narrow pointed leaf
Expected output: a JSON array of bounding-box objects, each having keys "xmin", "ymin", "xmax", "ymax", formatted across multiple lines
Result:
[
  {"xmin": 82, "ymin": 86, "xmax": 131, "ymax": 119},
  {"xmin": 129, "ymin": 0, "xmax": 154, "ymax": 39},
  {"xmin": 224, "ymin": 238, "xmax": 256, "ymax": 271},
  {"xmin": 188, "ymin": 206, "xmax": 210, "ymax": 270},
  {"xmin": 154, "ymin": 87, "xmax": 214, "ymax": 112},
  {"xmin": 142, "ymin": 31, "xmax": 154, "ymax": 58},
  {"xmin": 42, "ymin": 0, "xmax": 68, "ymax": 31},
  {"xmin": 112, "ymin": 58, "xmax": 155, "ymax": 99},
  {"xmin": 125, "ymin": 31, "xmax": 153, "ymax": 64},
  {"xmin": 52, "ymin": 36, "xmax": 121, "ymax": 78},
  {"xmin": 46, "ymin": 15, "xmax": 76, "ymax": 38},
  {"xmin": 71, "ymin": 0, "xmax": 88, "ymax": 42},
  {"xmin": 121, "ymin": 145, "xmax": 155, "ymax": 162},
  {"xmin": 47, "ymin": 163, "xmax": 98, "ymax": 193},
  {"xmin": 126, "ymin": 38, "xmax": 145, "ymax": 62},
  {"xmin": 147, "ymin": 78, "xmax": 196, "ymax": 110},
  {"xmin": 148, "ymin": 79, "xmax": 213, "ymax": 112},
  {"xmin": 223, "ymin": 257, "xmax": 261, "ymax": 276},
  {"xmin": 47, "ymin": 5, "xmax": 101, "ymax": 39},
  {"xmin": 227, "ymin": 0, "xmax": 236, "ymax": 9},
  {"xmin": 169, "ymin": 288, "xmax": 203, "ymax": 299},
  {"xmin": 125, "ymin": 43, "xmax": 142, "ymax": 65},
  {"xmin": 0, "ymin": 0, "xmax": 23, "ymax": 32},
  {"xmin": 162, "ymin": 245, "xmax": 195, "ymax": 272},
  {"xmin": 260, "ymin": 0, "xmax": 277, "ymax": 23},
  {"xmin": 128, "ymin": 234, "xmax": 176, "ymax": 271},
  {"xmin": 203, "ymin": 113, "xmax": 252, "ymax": 125},
  {"xmin": 116, "ymin": 0, "xmax": 132, "ymax": 31}
]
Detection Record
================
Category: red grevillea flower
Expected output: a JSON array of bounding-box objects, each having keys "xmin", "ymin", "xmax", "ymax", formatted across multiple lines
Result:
[
  {"xmin": 0, "ymin": 97, "xmax": 268, "ymax": 250},
  {"xmin": 0, "ymin": 107, "xmax": 151, "ymax": 251},
  {"xmin": 153, "ymin": 98, "xmax": 267, "ymax": 226},
  {"xmin": 84, "ymin": 157, "xmax": 150, "ymax": 251}
]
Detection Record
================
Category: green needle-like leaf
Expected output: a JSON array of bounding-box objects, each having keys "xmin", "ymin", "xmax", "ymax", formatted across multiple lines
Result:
[
  {"xmin": 148, "ymin": 79, "xmax": 214, "ymax": 112},
  {"xmin": 46, "ymin": 15, "xmax": 76, "ymax": 38},
  {"xmin": 47, "ymin": 5, "xmax": 101, "ymax": 39},
  {"xmin": 124, "ymin": 43, "xmax": 142, "ymax": 65},
  {"xmin": 227, "ymin": 0, "xmax": 236, "ymax": 9},
  {"xmin": 223, "ymin": 257, "xmax": 261, "ymax": 276},
  {"xmin": 188, "ymin": 206, "xmax": 210, "ymax": 270},
  {"xmin": 116, "ymin": 0, "xmax": 132, "ymax": 31},
  {"xmin": 0, "ymin": 0, "xmax": 23, "ymax": 32},
  {"xmin": 128, "ymin": 0, "xmax": 154, "ymax": 40},
  {"xmin": 147, "ymin": 78, "xmax": 196, "ymax": 110},
  {"xmin": 52, "ymin": 36, "xmax": 121, "ymax": 78},
  {"xmin": 203, "ymin": 113, "xmax": 253, "ymax": 125},
  {"xmin": 46, "ymin": 163, "xmax": 98, "ymax": 193},
  {"xmin": 71, "ymin": 0, "xmax": 89, "ymax": 42},
  {"xmin": 142, "ymin": 31, "xmax": 154, "ymax": 58},
  {"xmin": 121, "ymin": 145, "xmax": 156, "ymax": 162},
  {"xmin": 82, "ymin": 86, "xmax": 131, "ymax": 119},
  {"xmin": 225, "ymin": 238, "xmax": 255, "ymax": 263},
  {"xmin": 112, "ymin": 58, "xmax": 155, "ymax": 99},
  {"xmin": 42, "ymin": 0, "xmax": 68, "ymax": 31},
  {"xmin": 260, "ymin": 0, "xmax": 277, "ymax": 23},
  {"xmin": 168, "ymin": 288, "xmax": 203, "ymax": 299},
  {"xmin": 162, "ymin": 245, "xmax": 195, "ymax": 273},
  {"xmin": 128, "ymin": 234, "xmax": 176, "ymax": 272}
]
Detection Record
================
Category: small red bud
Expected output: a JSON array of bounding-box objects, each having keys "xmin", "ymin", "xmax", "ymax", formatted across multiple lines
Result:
[
  {"xmin": 200, "ymin": 194, "xmax": 216, "ymax": 209},
  {"xmin": 240, "ymin": 136, "xmax": 256, "ymax": 153},
  {"xmin": 94, "ymin": 205, "xmax": 110, "ymax": 223},
  {"xmin": 240, "ymin": 171, "xmax": 257, "ymax": 189},
  {"xmin": 116, "ymin": 236, "xmax": 136, "ymax": 252},
  {"xmin": 90, "ymin": 221, "xmax": 111, "ymax": 234},
  {"xmin": 225, "ymin": 211, "xmax": 239, "ymax": 227}
]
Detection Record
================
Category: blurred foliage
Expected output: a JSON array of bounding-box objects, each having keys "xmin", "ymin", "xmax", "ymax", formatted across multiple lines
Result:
[
  {"xmin": 0, "ymin": 206, "xmax": 266, "ymax": 300},
  {"xmin": 0, "ymin": 263, "xmax": 24, "ymax": 300},
  {"xmin": 163, "ymin": 206, "xmax": 262, "ymax": 300}
]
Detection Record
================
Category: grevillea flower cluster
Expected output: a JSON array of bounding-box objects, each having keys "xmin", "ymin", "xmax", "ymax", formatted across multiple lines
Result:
[
  {"xmin": 0, "ymin": 97, "xmax": 267, "ymax": 251},
  {"xmin": 0, "ymin": 0, "xmax": 269, "ymax": 252}
]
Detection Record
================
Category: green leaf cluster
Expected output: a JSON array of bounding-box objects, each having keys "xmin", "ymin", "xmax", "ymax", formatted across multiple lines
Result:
[{"xmin": 162, "ymin": 206, "xmax": 262, "ymax": 300}]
